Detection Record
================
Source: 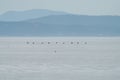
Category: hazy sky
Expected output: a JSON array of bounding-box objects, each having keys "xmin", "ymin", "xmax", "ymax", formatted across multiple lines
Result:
[{"xmin": 0, "ymin": 0, "xmax": 120, "ymax": 15}]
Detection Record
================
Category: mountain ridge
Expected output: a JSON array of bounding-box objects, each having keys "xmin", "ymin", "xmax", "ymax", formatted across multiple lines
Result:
[
  {"xmin": 0, "ymin": 10, "xmax": 120, "ymax": 36},
  {"xmin": 0, "ymin": 9, "xmax": 68, "ymax": 21},
  {"xmin": 27, "ymin": 14, "xmax": 120, "ymax": 25}
]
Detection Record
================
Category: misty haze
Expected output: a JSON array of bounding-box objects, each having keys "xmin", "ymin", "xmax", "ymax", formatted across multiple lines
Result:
[{"xmin": 0, "ymin": 0, "xmax": 120, "ymax": 79}]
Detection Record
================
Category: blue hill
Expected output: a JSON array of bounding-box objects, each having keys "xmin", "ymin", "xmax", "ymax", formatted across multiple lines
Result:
[
  {"xmin": 28, "ymin": 14, "xmax": 120, "ymax": 26},
  {"xmin": 0, "ymin": 9, "xmax": 67, "ymax": 21},
  {"xmin": 0, "ymin": 12, "xmax": 120, "ymax": 36}
]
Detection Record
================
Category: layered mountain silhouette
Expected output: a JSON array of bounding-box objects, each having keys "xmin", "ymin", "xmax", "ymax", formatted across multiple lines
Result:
[
  {"xmin": 0, "ymin": 9, "xmax": 120, "ymax": 36},
  {"xmin": 28, "ymin": 15, "xmax": 120, "ymax": 25},
  {"xmin": 0, "ymin": 9, "xmax": 67, "ymax": 21}
]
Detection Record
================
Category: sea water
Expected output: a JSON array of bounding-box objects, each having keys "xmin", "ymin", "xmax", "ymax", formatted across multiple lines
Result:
[{"xmin": 0, "ymin": 37, "xmax": 120, "ymax": 80}]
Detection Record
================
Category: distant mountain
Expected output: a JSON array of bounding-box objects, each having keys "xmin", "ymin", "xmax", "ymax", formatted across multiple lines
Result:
[
  {"xmin": 0, "ymin": 14, "xmax": 120, "ymax": 36},
  {"xmin": 0, "ymin": 9, "xmax": 67, "ymax": 21},
  {"xmin": 28, "ymin": 14, "xmax": 120, "ymax": 26}
]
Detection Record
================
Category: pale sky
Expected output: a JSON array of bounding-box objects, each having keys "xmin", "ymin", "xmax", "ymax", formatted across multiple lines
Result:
[{"xmin": 0, "ymin": 0, "xmax": 120, "ymax": 15}]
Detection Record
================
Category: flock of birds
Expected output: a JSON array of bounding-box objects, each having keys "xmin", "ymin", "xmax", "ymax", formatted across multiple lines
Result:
[{"xmin": 26, "ymin": 41, "xmax": 87, "ymax": 45}]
